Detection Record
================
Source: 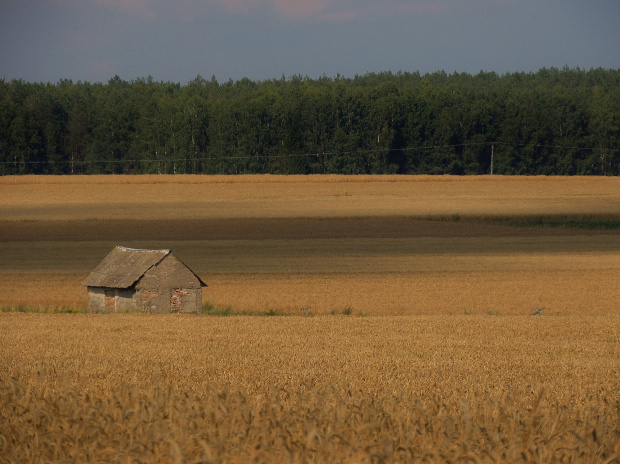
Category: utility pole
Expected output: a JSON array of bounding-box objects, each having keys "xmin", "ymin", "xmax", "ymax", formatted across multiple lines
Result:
[{"xmin": 490, "ymin": 144, "xmax": 494, "ymax": 175}]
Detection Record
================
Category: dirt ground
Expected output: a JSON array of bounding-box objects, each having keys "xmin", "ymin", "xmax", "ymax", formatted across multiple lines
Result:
[{"xmin": 1, "ymin": 216, "xmax": 617, "ymax": 242}]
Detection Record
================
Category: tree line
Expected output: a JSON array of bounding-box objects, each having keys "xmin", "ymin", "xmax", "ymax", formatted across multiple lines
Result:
[{"xmin": 1, "ymin": 67, "xmax": 619, "ymax": 176}]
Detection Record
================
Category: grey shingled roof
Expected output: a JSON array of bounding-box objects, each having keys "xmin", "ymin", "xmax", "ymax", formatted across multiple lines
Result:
[{"xmin": 82, "ymin": 246, "xmax": 170, "ymax": 288}]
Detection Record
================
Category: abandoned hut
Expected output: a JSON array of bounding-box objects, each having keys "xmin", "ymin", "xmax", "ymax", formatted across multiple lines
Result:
[{"xmin": 82, "ymin": 246, "xmax": 207, "ymax": 314}]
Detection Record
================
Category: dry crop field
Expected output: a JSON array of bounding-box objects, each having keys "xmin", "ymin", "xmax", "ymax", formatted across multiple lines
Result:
[
  {"xmin": 0, "ymin": 174, "xmax": 619, "ymax": 315},
  {"xmin": 2, "ymin": 314, "xmax": 620, "ymax": 462},
  {"xmin": 1, "ymin": 175, "xmax": 620, "ymax": 462}
]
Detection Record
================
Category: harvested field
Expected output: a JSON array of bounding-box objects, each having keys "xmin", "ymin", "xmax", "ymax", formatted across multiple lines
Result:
[
  {"xmin": 0, "ymin": 175, "xmax": 618, "ymax": 314},
  {"xmin": 2, "ymin": 174, "xmax": 619, "ymax": 221},
  {"xmin": 1, "ymin": 236, "xmax": 618, "ymax": 314}
]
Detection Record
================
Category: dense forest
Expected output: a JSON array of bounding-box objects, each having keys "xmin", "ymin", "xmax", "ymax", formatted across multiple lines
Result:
[{"xmin": 1, "ymin": 67, "xmax": 619, "ymax": 176}]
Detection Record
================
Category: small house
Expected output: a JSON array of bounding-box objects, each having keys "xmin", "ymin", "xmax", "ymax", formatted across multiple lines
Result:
[{"xmin": 82, "ymin": 246, "xmax": 207, "ymax": 313}]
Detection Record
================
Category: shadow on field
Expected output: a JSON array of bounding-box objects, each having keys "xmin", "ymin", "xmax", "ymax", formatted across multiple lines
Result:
[{"xmin": 1, "ymin": 216, "xmax": 617, "ymax": 242}]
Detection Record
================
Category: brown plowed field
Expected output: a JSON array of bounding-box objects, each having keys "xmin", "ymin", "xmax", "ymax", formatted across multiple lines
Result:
[
  {"xmin": 1, "ymin": 175, "xmax": 618, "ymax": 315},
  {"xmin": 2, "ymin": 216, "xmax": 617, "ymax": 242}
]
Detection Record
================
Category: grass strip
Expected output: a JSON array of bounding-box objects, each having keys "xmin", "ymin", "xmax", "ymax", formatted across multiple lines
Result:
[
  {"xmin": 428, "ymin": 214, "xmax": 620, "ymax": 230},
  {"xmin": 0, "ymin": 304, "xmax": 87, "ymax": 314},
  {"xmin": 498, "ymin": 217, "xmax": 620, "ymax": 229}
]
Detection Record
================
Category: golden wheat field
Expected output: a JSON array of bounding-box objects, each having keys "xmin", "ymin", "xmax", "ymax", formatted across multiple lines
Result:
[
  {"xmin": 0, "ymin": 313, "xmax": 620, "ymax": 463},
  {"xmin": 1, "ymin": 175, "xmax": 620, "ymax": 462},
  {"xmin": 2, "ymin": 314, "xmax": 620, "ymax": 462}
]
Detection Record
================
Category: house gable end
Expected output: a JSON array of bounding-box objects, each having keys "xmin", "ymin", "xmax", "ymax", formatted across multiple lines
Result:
[{"xmin": 135, "ymin": 254, "xmax": 204, "ymax": 290}]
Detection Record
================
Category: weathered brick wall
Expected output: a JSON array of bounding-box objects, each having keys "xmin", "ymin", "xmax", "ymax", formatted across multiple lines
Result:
[
  {"xmin": 86, "ymin": 254, "xmax": 204, "ymax": 314},
  {"xmin": 135, "ymin": 254, "xmax": 203, "ymax": 313},
  {"xmin": 87, "ymin": 287, "xmax": 106, "ymax": 312}
]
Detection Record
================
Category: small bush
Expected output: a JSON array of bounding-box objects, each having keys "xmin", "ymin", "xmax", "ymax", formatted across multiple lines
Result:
[
  {"xmin": 202, "ymin": 301, "xmax": 233, "ymax": 316},
  {"xmin": 328, "ymin": 306, "xmax": 352, "ymax": 316},
  {"xmin": 202, "ymin": 301, "xmax": 283, "ymax": 317}
]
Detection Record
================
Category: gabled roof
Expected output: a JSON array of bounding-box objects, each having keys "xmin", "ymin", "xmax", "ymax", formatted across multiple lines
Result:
[{"xmin": 82, "ymin": 246, "xmax": 205, "ymax": 288}]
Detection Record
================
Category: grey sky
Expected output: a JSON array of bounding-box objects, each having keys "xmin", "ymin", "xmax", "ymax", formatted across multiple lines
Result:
[{"xmin": 1, "ymin": 0, "xmax": 619, "ymax": 84}]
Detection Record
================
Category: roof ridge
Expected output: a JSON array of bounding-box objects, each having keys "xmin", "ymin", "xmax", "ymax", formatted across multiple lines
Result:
[{"xmin": 116, "ymin": 246, "xmax": 170, "ymax": 253}]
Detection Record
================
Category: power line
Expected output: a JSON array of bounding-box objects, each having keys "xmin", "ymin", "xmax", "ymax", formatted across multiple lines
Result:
[{"xmin": 1, "ymin": 141, "xmax": 618, "ymax": 167}]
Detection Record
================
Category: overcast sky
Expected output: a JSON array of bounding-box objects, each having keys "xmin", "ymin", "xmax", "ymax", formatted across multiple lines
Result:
[{"xmin": 1, "ymin": 0, "xmax": 619, "ymax": 84}]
